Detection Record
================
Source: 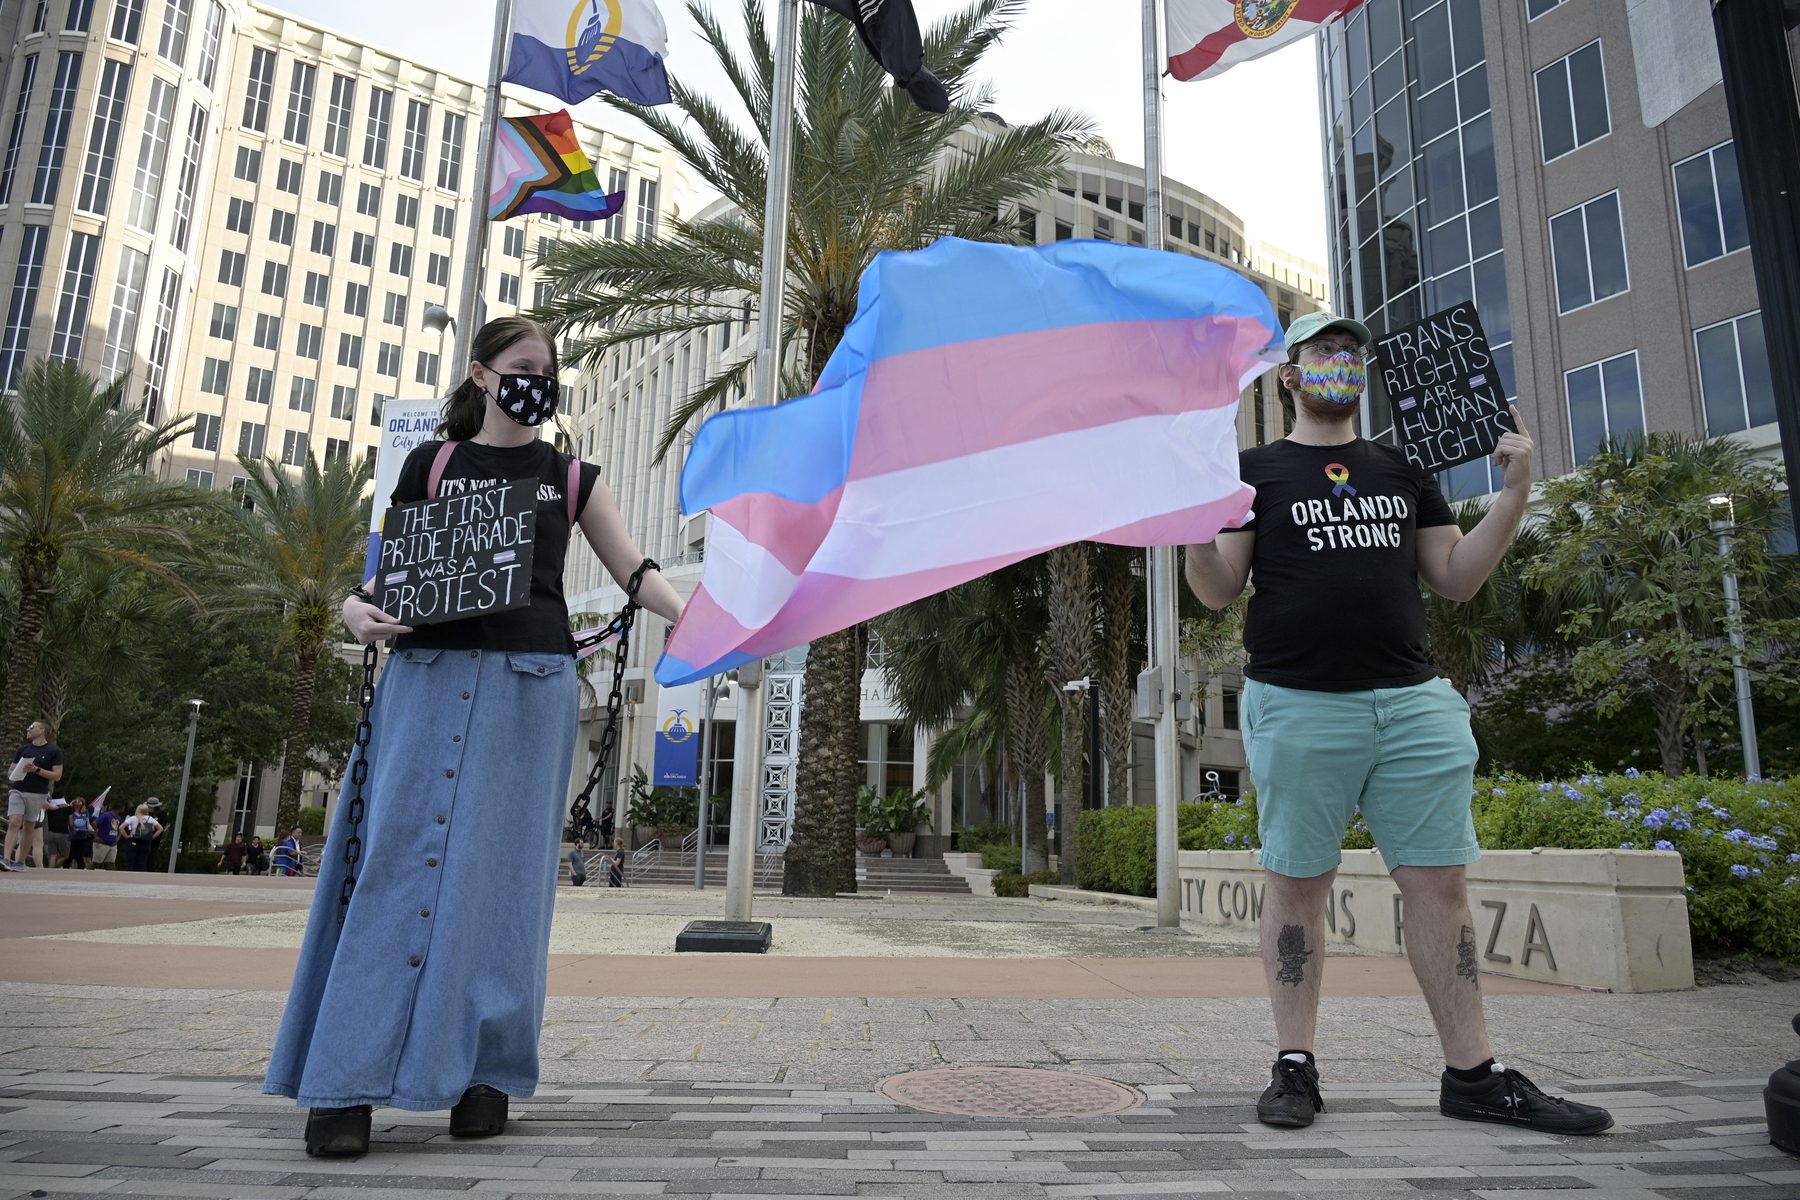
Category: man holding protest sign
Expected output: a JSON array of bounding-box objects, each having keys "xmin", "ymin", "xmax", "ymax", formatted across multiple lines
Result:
[{"xmin": 1184, "ymin": 312, "xmax": 1612, "ymax": 1137}]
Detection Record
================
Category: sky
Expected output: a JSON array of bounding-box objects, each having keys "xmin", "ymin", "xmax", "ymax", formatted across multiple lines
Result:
[{"xmin": 275, "ymin": 0, "xmax": 1329, "ymax": 266}]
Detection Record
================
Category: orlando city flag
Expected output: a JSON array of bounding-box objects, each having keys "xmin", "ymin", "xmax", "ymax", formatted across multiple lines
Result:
[
  {"xmin": 1168, "ymin": 0, "xmax": 1367, "ymax": 83},
  {"xmin": 488, "ymin": 109, "xmax": 624, "ymax": 222},
  {"xmin": 506, "ymin": 0, "xmax": 672, "ymax": 107}
]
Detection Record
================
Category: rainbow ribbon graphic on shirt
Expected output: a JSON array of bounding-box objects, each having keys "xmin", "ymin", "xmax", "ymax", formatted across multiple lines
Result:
[{"xmin": 1325, "ymin": 463, "xmax": 1356, "ymax": 498}]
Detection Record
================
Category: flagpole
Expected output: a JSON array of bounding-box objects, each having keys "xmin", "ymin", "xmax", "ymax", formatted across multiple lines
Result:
[
  {"xmin": 1142, "ymin": 0, "xmax": 1183, "ymax": 931},
  {"xmin": 453, "ymin": 0, "xmax": 515, "ymax": 371},
  {"xmin": 722, "ymin": 0, "xmax": 801, "ymax": 924}
]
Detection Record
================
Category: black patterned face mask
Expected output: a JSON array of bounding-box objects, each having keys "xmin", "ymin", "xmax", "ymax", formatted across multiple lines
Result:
[{"xmin": 487, "ymin": 370, "xmax": 559, "ymax": 426}]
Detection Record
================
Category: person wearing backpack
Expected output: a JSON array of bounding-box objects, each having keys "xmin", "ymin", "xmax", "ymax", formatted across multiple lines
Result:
[
  {"xmin": 122, "ymin": 805, "xmax": 162, "ymax": 872},
  {"xmin": 65, "ymin": 796, "xmax": 93, "ymax": 869}
]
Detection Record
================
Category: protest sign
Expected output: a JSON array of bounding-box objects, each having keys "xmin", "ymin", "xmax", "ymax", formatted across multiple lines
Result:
[
  {"xmin": 1372, "ymin": 302, "xmax": 1512, "ymax": 473},
  {"xmin": 377, "ymin": 481, "xmax": 537, "ymax": 625}
]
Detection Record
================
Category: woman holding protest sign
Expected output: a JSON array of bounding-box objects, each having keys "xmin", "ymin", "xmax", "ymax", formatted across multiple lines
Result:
[{"xmin": 264, "ymin": 316, "xmax": 682, "ymax": 1157}]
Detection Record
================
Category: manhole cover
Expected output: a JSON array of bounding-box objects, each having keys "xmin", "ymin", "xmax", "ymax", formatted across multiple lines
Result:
[{"xmin": 876, "ymin": 1067, "xmax": 1144, "ymax": 1118}]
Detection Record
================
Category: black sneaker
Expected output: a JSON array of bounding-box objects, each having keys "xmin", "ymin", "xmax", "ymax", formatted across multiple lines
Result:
[
  {"xmin": 1256, "ymin": 1056, "xmax": 1324, "ymax": 1128},
  {"xmin": 1439, "ymin": 1065, "xmax": 1613, "ymax": 1135},
  {"xmin": 304, "ymin": 1104, "xmax": 372, "ymax": 1156}
]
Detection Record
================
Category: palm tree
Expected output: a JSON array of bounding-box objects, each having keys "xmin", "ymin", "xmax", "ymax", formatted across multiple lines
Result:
[
  {"xmin": 1091, "ymin": 545, "xmax": 1142, "ymax": 807},
  {"xmin": 536, "ymin": 0, "xmax": 1089, "ymax": 895},
  {"xmin": 33, "ymin": 561, "xmax": 177, "ymax": 730},
  {"xmin": 219, "ymin": 453, "xmax": 373, "ymax": 834},
  {"xmin": 0, "ymin": 359, "xmax": 206, "ymax": 740},
  {"xmin": 1045, "ymin": 543, "xmax": 1093, "ymax": 884},
  {"xmin": 1423, "ymin": 497, "xmax": 1553, "ymax": 697}
]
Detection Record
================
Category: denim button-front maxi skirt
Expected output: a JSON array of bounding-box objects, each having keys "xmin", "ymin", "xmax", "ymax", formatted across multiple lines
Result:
[{"xmin": 264, "ymin": 646, "xmax": 578, "ymax": 1111}]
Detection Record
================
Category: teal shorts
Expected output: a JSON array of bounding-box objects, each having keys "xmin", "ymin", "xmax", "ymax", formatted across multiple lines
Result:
[{"xmin": 1241, "ymin": 677, "xmax": 1480, "ymax": 878}]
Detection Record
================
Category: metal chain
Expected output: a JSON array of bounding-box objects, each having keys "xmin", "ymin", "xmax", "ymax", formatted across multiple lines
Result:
[
  {"xmin": 569, "ymin": 557, "xmax": 659, "ymax": 836},
  {"xmin": 337, "ymin": 640, "xmax": 378, "ymax": 926}
]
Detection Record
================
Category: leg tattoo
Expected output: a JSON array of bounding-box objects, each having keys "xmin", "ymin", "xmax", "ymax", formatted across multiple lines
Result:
[
  {"xmin": 1456, "ymin": 924, "xmax": 1480, "ymax": 987},
  {"xmin": 1276, "ymin": 924, "xmax": 1311, "ymax": 988}
]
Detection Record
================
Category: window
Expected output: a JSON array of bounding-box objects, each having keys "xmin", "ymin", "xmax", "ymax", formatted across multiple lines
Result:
[
  {"xmin": 337, "ymin": 332, "xmax": 362, "ymax": 368},
  {"xmin": 288, "ymin": 376, "xmax": 315, "ymax": 413},
  {"xmin": 1535, "ymin": 41, "xmax": 1609, "ymax": 162},
  {"xmin": 396, "ymin": 193, "xmax": 419, "ymax": 228},
  {"xmin": 217, "ymin": 249, "xmax": 246, "ymax": 287},
  {"xmin": 195, "ymin": 1, "xmax": 225, "ymax": 88},
  {"xmin": 536, "ymin": 235, "xmax": 556, "ymax": 262},
  {"xmin": 0, "ymin": 54, "xmax": 37, "ymax": 207},
  {"xmin": 323, "ymin": 74, "xmax": 354, "ymax": 157},
  {"xmin": 1565, "ymin": 351, "xmax": 1643, "ymax": 464},
  {"xmin": 433, "ymin": 204, "xmax": 456, "ymax": 239},
  {"xmin": 502, "ymin": 225, "xmax": 524, "ymax": 257},
  {"xmin": 371, "ymin": 392, "xmax": 390, "ymax": 426},
  {"xmin": 208, "ymin": 302, "xmax": 237, "ymax": 340},
  {"xmin": 245, "ymin": 365, "xmax": 273, "ymax": 405},
  {"xmin": 139, "ymin": 268, "xmax": 180, "ymax": 423},
  {"xmin": 324, "ymin": 436, "xmax": 350, "ymax": 463},
  {"xmin": 343, "ymin": 280, "xmax": 368, "ymax": 318},
  {"xmin": 283, "ymin": 61, "xmax": 316, "ymax": 145},
  {"xmin": 110, "ymin": 0, "xmax": 145, "ymax": 43},
  {"xmin": 603, "ymin": 167, "xmax": 628, "ymax": 239},
  {"xmin": 1549, "ymin": 191, "xmax": 1628, "ymax": 313},
  {"xmin": 498, "ymin": 273, "xmax": 519, "ymax": 305},
  {"xmin": 49, "ymin": 232, "xmax": 100, "ymax": 360},
  {"xmin": 242, "ymin": 47, "xmax": 276, "ymax": 132},
  {"xmin": 356, "ymin": 181, "xmax": 381, "ymax": 217},
  {"xmin": 230, "ymin": 476, "xmax": 254, "ymax": 509},
  {"xmin": 364, "ymin": 86, "xmax": 392, "ymax": 168},
  {"xmin": 253, "ymin": 312, "xmax": 280, "ymax": 350},
  {"xmin": 437, "ymin": 111, "xmax": 466, "ymax": 191},
  {"xmin": 281, "ymin": 429, "xmax": 310, "ymax": 466},
  {"xmin": 199, "ymin": 356, "xmax": 230, "ymax": 395},
  {"xmin": 276, "ymin": 158, "xmax": 302, "ymax": 194},
  {"xmin": 330, "ymin": 384, "xmax": 356, "ymax": 421},
  {"xmin": 260, "ymin": 261, "xmax": 288, "ymax": 298},
  {"xmin": 415, "ymin": 350, "xmax": 440, "ymax": 386},
  {"xmin": 125, "ymin": 77, "xmax": 177, "ymax": 232},
  {"xmin": 30, "ymin": 0, "xmax": 46, "ymax": 33},
  {"xmin": 31, "ymin": 52, "xmax": 85, "ymax": 207},
  {"xmin": 1528, "ymin": 0, "xmax": 1564, "ymax": 16},
  {"xmin": 636, "ymin": 178, "xmax": 659, "ymax": 241},
  {"xmin": 99, "ymin": 246, "xmax": 148, "ymax": 380},
  {"xmin": 268, "ymin": 208, "xmax": 296, "ymax": 245},
  {"xmin": 76, "ymin": 59, "xmax": 133, "ymax": 215},
  {"xmin": 296, "ymin": 323, "xmax": 322, "ymax": 359},
  {"xmin": 191, "ymin": 413, "xmax": 221, "ymax": 451},
  {"xmin": 302, "ymin": 271, "xmax": 329, "ymax": 306},
  {"xmin": 233, "ymin": 145, "xmax": 261, "ymax": 183},
  {"xmin": 426, "ymin": 253, "xmax": 449, "ymax": 286},
  {"xmin": 377, "ymin": 341, "xmax": 401, "ymax": 376},
  {"xmin": 389, "ymin": 243, "xmax": 414, "ymax": 277},
  {"xmin": 186, "ymin": 468, "xmax": 214, "ymax": 487},
  {"xmin": 350, "ymin": 232, "xmax": 375, "ymax": 267},
  {"xmin": 316, "ymin": 168, "xmax": 342, "ymax": 207},
  {"xmin": 400, "ymin": 99, "xmax": 429, "ymax": 181},
  {"xmin": 310, "ymin": 221, "xmax": 336, "ymax": 256},
  {"xmin": 168, "ymin": 103, "xmax": 207, "ymax": 251},
  {"xmin": 383, "ymin": 292, "xmax": 407, "ymax": 327},
  {"xmin": 1697, "ymin": 312, "xmax": 1774, "ymax": 435},
  {"xmin": 534, "ymin": 280, "xmax": 553, "ymax": 308},
  {"xmin": 0, "ymin": 226, "xmax": 49, "ymax": 389},
  {"xmin": 238, "ymin": 421, "xmax": 267, "ymax": 459},
  {"xmin": 1673, "ymin": 141, "xmax": 1749, "ymax": 268},
  {"xmin": 157, "ymin": 0, "xmax": 192, "ymax": 65}
]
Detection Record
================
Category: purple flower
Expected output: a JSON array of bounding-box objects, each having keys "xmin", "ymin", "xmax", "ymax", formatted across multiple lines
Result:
[
  {"xmin": 1758, "ymin": 798, "xmax": 1771, "ymax": 808},
  {"xmin": 1224, "ymin": 833, "xmax": 1236, "ymax": 846},
  {"xmin": 1563, "ymin": 787, "xmax": 1587, "ymax": 802},
  {"xmin": 1619, "ymin": 842, "xmax": 1635, "ymax": 849},
  {"xmin": 1725, "ymin": 829, "xmax": 1751, "ymax": 844},
  {"xmin": 1785, "ymin": 876, "xmax": 1797, "ymax": 888},
  {"xmin": 1748, "ymin": 834, "xmax": 1779, "ymax": 852},
  {"xmin": 1642, "ymin": 809, "xmax": 1669, "ymax": 830},
  {"xmin": 1624, "ymin": 767, "xmax": 1641, "ymax": 779},
  {"xmin": 1787, "ymin": 853, "xmax": 1800, "ymax": 864},
  {"xmin": 1671, "ymin": 816, "xmax": 1692, "ymax": 831},
  {"xmin": 1730, "ymin": 864, "xmax": 1751, "ymax": 879},
  {"xmin": 1539, "ymin": 783, "xmax": 1554, "ymax": 794},
  {"xmin": 1654, "ymin": 840, "xmax": 1674, "ymax": 851}
]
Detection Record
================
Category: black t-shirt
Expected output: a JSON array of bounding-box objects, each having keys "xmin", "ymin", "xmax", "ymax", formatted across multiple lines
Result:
[
  {"xmin": 389, "ymin": 439, "xmax": 600, "ymax": 655},
  {"xmin": 12, "ymin": 742, "xmax": 62, "ymax": 794},
  {"xmin": 1224, "ymin": 438, "xmax": 1457, "ymax": 692},
  {"xmin": 45, "ymin": 805, "xmax": 70, "ymax": 835}
]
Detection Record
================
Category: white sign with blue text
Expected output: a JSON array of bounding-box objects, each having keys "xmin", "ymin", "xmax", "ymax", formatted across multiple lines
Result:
[{"xmin": 365, "ymin": 399, "xmax": 444, "ymax": 578}]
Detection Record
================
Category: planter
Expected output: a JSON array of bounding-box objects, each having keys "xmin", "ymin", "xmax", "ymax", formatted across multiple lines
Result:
[
  {"xmin": 855, "ymin": 832, "xmax": 887, "ymax": 855},
  {"xmin": 887, "ymin": 832, "xmax": 917, "ymax": 857},
  {"xmin": 652, "ymin": 826, "xmax": 692, "ymax": 849}
]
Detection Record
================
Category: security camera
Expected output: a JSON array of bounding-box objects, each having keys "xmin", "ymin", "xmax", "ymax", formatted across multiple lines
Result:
[{"xmin": 1062, "ymin": 678, "xmax": 1091, "ymax": 693}]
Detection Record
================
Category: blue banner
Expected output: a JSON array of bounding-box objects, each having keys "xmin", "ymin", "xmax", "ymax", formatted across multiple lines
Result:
[{"xmin": 651, "ymin": 682, "xmax": 700, "ymax": 786}]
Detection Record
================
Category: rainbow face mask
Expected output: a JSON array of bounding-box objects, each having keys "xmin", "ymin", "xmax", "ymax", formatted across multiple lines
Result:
[{"xmin": 1297, "ymin": 351, "xmax": 1366, "ymax": 405}]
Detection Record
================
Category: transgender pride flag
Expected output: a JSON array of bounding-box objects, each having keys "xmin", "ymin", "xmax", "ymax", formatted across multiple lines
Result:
[{"xmin": 655, "ymin": 238, "xmax": 1282, "ymax": 686}]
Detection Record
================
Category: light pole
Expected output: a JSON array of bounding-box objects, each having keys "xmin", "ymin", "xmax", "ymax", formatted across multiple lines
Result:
[
  {"xmin": 166, "ymin": 699, "xmax": 205, "ymax": 874},
  {"xmin": 1709, "ymin": 496, "xmax": 1761, "ymax": 778},
  {"xmin": 693, "ymin": 675, "xmax": 731, "ymax": 889}
]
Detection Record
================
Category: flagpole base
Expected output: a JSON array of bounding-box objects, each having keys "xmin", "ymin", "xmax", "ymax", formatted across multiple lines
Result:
[{"xmin": 675, "ymin": 920, "xmax": 773, "ymax": 954}]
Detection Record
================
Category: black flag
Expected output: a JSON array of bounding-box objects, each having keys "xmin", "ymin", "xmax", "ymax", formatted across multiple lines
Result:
[{"xmin": 808, "ymin": 0, "xmax": 950, "ymax": 113}]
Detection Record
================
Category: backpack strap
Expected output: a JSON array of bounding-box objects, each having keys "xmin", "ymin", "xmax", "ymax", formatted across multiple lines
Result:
[
  {"xmin": 567, "ymin": 455, "xmax": 582, "ymax": 526},
  {"xmin": 426, "ymin": 440, "xmax": 459, "ymax": 500}
]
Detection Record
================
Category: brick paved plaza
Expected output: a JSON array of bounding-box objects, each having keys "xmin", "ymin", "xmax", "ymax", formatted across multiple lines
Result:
[{"xmin": 1, "ymin": 872, "xmax": 1797, "ymax": 1198}]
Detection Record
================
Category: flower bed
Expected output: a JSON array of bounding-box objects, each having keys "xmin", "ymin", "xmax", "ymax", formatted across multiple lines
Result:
[{"xmin": 1075, "ymin": 772, "xmax": 1797, "ymax": 961}]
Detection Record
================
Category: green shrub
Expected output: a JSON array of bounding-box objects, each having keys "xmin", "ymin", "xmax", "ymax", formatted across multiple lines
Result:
[
  {"xmin": 956, "ymin": 822, "xmax": 1011, "ymax": 852},
  {"xmin": 994, "ymin": 869, "xmax": 1059, "ymax": 898},
  {"xmin": 174, "ymin": 851, "xmax": 224, "ymax": 874},
  {"xmin": 979, "ymin": 844, "xmax": 1022, "ymax": 875},
  {"xmin": 1066, "ymin": 772, "xmax": 1799, "ymax": 961},
  {"xmin": 297, "ymin": 806, "xmax": 327, "ymax": 837}
]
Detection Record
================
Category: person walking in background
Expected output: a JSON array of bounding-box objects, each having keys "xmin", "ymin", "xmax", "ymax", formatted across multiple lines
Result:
[
  {"xmin": 248, "ymin": 836, "xmax": 269, "ymax": 876},
  {"xmin": 223, "ymin": 834, "xmax": 249, "ymax": 875},
  {"xmin": 607, "ymin": 847, "xmax": 625, "ymax": 889},
  {"xmin": 66, "ymin": 796, "xmax": 94, "ymax": 869},
  {"xmin": 5, "ymin": 720, "xmax": 63, "ymax": 870},
  {"xmin": 121, "ymin": 805, "xmax": 162, "ymax": 872},
  {"xmin": 272, "ymin": 828, "xmax": 304, "ymax": 877},
  {"xmin": 42, "ymin": 797, "xmax": 72, "ymax": 868},
  {"xmin": 90, "ymin": 800, "xmax": 119, "ymax": 870}
]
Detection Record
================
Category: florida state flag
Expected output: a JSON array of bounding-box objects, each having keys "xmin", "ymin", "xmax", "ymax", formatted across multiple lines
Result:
[{"xmin": 1168, "ymin": 0, "xmax": 1368, "ymax": 82}]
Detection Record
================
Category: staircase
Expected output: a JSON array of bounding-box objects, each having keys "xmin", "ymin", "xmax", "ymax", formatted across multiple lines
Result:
[{"xmin": 556, "ymin": 847, "xmax": 971, "ymax": 895}]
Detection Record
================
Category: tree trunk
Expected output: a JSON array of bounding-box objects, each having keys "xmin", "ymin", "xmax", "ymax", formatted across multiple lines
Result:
[
  {"xmin": 1098, "ymin": 566, "xmax": 1135, "ymax": 807},
  {"xmin": 784, "ymin": 625, "xmax": 861, "ymax": 897},
  {"xmin": 1006, "ymin": 661, "xmax": 1050, "ymax": 873},
  {"xmin": 1046, "ymin": 543, "xmax": 1093, "ymax": 886},
  {"xmin": 0, "ymin": 565, "xmax": 54, "ymax": 743},
  {"xmin": 37, "ymin": 666, "xmax": 69, "ymax": 732},
  {"xmin": 1648, "ymin": 662, "xmax": 1686, "ymax": 777},
  {"xmin": 834, "ymin": 622, "xmax": 867, "ymax": 893},
  {"xmin": 273, "ymin": 643, "xmax": 321, "ymax": 836}
]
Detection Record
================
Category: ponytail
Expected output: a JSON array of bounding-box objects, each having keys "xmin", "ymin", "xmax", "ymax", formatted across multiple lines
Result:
[
  {"xmin": 439, "ymin": 378, "xmax": 487, "ymax": 441},
  {"xmin": 434, "ymin": 314, "xmax": 561, "ymax": 442}
]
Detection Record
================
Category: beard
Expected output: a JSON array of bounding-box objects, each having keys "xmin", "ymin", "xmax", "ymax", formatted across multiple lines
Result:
[{"xmin": 1296, "ymin": 389, "xmax": 1362, "ymax": 424}]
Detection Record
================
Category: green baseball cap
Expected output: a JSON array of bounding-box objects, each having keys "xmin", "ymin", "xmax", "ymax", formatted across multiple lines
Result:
[{"xmin": 1283, "ymin": 311, "xmax": 1373, "ymax": 352}]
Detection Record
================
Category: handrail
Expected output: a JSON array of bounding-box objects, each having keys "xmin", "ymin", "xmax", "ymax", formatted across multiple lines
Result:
[
  {"xmin": 681, "ymin": 827, "xmax": 701, "ymax": 866},
  {"xmin": 627, "ymin": 838, "xmax": 661, "ymax": 883}
]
